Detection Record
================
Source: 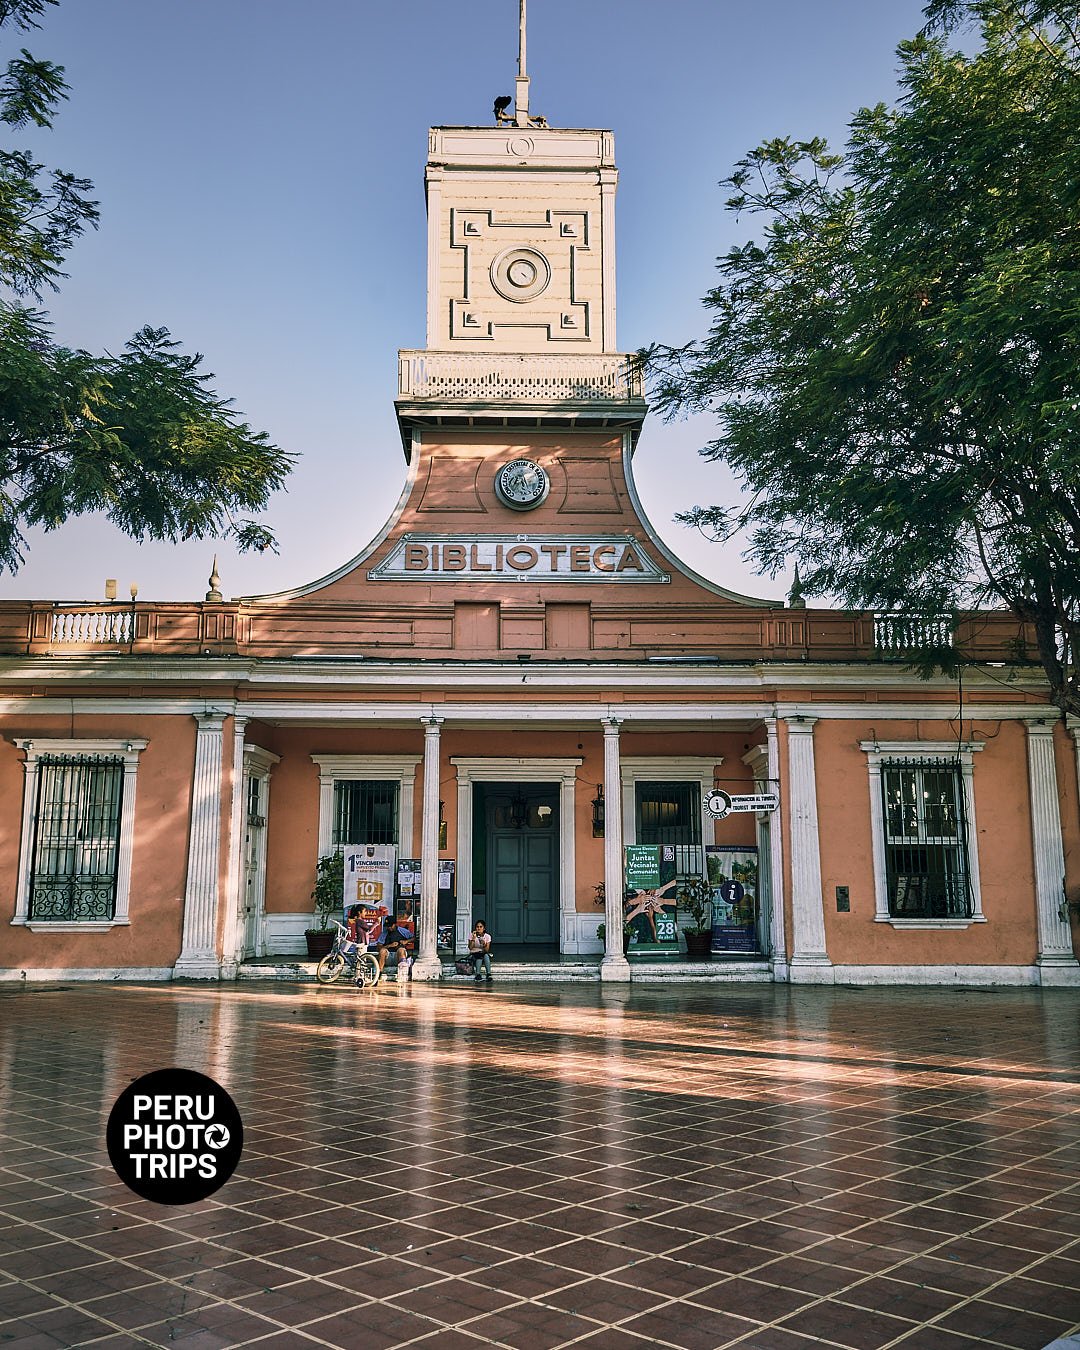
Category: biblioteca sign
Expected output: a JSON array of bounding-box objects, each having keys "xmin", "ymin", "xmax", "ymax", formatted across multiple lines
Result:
[{"xmin": 369, "ymin": 534, "xmax": 671, "ymax": 583}]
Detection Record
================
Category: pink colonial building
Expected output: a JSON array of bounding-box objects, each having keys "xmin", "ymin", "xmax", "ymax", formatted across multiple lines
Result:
[{"xmin": 2, "ymin": 67, "xmax": 1078, "ymax": 988}]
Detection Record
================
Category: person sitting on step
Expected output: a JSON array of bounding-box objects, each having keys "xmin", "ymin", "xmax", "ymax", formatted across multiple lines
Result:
[
  {"xmin": 467, "ymin": 919, "xmax": 493, "ymax": 982},
  {"xmin": 376, "ymin": 911, "xmax": 414, "ymax": 977}
]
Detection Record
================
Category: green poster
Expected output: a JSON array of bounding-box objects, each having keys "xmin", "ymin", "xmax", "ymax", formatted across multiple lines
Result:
[{"xmin": 623, "ymin": 844, "xmax": 679, "ymax": 957}]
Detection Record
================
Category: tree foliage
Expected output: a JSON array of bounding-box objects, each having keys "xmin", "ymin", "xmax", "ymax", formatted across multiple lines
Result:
[
  {"xmin": 0, "ymin": 0, "xmax": 292, "ymax": 572},
  {"xmin": 644, "ymin": 0, "xmax": 1080, "ymax": 714}
]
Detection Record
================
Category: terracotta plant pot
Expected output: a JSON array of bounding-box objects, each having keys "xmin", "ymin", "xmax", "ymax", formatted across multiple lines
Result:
[
  {"xmin": 683, "ymin": 931, "xmax": 712, "ymax": 960},
  {"xmin": 305, "ymin": 930, "xmax": 335, "ymax": 960}
]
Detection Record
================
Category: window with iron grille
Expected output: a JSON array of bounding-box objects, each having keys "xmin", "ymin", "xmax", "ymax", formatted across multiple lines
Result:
[
  {"xmin": 29, "ymin": 756, "xmax": 124, "ymax": 921},
  {"xmin": 635, "ymin": 781, "xmax": 702, "ymax": 878},
  {"xmin": 881, "ymin": 758, "xmax": 972, "ymax": 919},
  {"xmin": 332, "ymin": 780, "xmax": 399, "ymax": 847}
]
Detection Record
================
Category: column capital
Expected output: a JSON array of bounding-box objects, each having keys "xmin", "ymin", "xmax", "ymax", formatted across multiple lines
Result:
[
  {"xmin": 194, "ymin": 710, "xmax": 229, "ymax": 731},
  {"xmin": 422, "ymin": 715, "xmax": 445, "ymax": 730},
  {"xmin": 784, "ymin": 715, "xmax": 818, "ymax": 733},
  {"xmin": 602, "ymin": 716, "xmax": 622, "ymax": 733},
  {"xmin": 1022, "ymin": 716, "xmax": 1058, "ymax": 734}
]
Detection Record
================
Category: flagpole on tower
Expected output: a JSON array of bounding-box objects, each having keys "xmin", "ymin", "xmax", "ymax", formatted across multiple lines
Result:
[{"xmin": 515, "ymin": 0, "xmax": 530, "ymax": 125}]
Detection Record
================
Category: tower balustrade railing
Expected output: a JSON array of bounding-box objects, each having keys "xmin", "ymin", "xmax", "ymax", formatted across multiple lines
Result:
[{"xmin": 397, "ymin": 351, "xmax": 643, "ymax": 403}]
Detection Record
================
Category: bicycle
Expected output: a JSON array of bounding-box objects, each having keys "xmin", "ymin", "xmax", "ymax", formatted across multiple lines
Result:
[{"xmin": 316, "ymin": 922, "xmax": 381, "ymax": 987}]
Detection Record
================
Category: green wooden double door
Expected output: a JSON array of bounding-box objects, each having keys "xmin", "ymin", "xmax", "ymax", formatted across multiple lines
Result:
[{"xmin": 486, "ymin": 785, "xmax": 558, "ymax": 945}]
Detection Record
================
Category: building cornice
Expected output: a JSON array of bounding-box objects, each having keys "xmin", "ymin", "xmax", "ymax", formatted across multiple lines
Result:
[{"xmin": 0, "ymin": 655, "xmax": 1049, "ymax": 699}]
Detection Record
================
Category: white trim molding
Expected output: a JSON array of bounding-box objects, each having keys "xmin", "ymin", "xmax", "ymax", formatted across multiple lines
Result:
[
  {"xmin": 219, "ymin": 716, "xmax": 250, "ymax": 980},
  {"xmin": 451, "ymin": 756, "xmax": 582, "ymax": 957},
  {"xmin": 1024, "ymin": 719, "xmax": 1079, "ymax": 981},
  {"xmin": 310, "ymin": 754, "xmax": 422, "ymax": 857},
  {"xmin": 10, "ymin": 737, "xmax": 148, "ymax": 931},
  {"xmin": 221, "ymin": 741, "xmax": 279, "ymax": 976},
  {"xmin": 744, "ymin": 733, "xmax": 785, "ymax": 974},
  {"xmin": 0, "ymin": 966, "xmax": 174, "ymax": 983},
  {"xmin": 861, "ymin": 740, "xmax": 986, "ymax": 930},
  {"xmin": 830, "ymin": 964, "xmax": 1043, "ymax": 988}
]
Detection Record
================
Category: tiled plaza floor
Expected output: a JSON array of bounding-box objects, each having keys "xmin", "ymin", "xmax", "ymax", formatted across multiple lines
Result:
[{"xmin": 1, "ymin": 980, "xmax": 1079, "ymax": 1349}]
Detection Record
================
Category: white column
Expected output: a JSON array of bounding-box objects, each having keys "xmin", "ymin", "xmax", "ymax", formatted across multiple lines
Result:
[
  {"xmin": 766, "ymin": 718, "xmax": 787, "ymax": 979},
  {"xmin": 1025, "ymin": 719, "xmax": 1078, "ymax": 983},
  {"xmin": 12, "ymin": 749, "xmax": 41, "ymax": 924},
  {"xmin": 601, "ymin": 717, "xmax": 631, "ymax": 982},
  {"xmin": 219, "ymin": 716, "xmax": 249, "ymax": 980},
  {"xmin": 455, "ymin": 765, "xmax": 472, "ymax": 954},
  {"xmin": 785, "ymin": 717, "xmax": 833, "ymax": 983},
  {"xmin": 413, "ymin": 716, "xmax": 444, "ymax": 980},
  {"xmin": 176, "ymin": 712, "xmax": 228, "ymax": 979},
  {"xmin": 558, "ymin": 767, "xmax": 578, "ymax": 953}
]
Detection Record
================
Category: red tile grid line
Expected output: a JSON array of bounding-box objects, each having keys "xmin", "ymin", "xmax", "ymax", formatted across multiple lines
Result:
[{"xmin": 0, "ymin": 981, "xmax": 1077, "ymax": 1349}]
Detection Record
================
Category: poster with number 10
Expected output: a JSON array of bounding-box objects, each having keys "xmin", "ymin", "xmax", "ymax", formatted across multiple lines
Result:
[{"xmin": 343, "ymin": 844, "xmax": 397, "ymax": 944}]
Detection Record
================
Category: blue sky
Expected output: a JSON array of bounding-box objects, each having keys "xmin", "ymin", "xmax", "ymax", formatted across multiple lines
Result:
[{"xmin": 1, "ymin": 0, "xmax": 931, "ymax": 602}]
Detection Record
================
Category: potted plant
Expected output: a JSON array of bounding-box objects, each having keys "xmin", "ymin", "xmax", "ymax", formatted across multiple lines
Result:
[
  {"xmin": 596, "ymin": 920, "xmax": 633, "ymax": 954},
  {"xmin": 306, "ymin": 852, "xmax": 343, "ymax": 959},
  {"xmin": 595, "ymin": 882, "xmax": 633, "ymax": 953},
  {"xmin": 678, "ymin": 875, "xmax": 713, "ymax": 960}
]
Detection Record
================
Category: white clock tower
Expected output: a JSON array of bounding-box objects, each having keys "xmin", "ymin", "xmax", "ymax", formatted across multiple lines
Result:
[{"xmin": 395, "ymin": 0, "xmax": 644, "ymax": 448}]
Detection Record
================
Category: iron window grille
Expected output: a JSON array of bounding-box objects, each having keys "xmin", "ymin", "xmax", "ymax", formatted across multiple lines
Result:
[
  {"xmin": 28, "ymin": 756, "xmax": 124, "ymax": 921},
  {"xmin": 332, "ymin": 779, "xmax": 399, "ymax": 847},
  {"xmin": 635, "ymin": 780, "xmax": 703, "ymax": 878},
  {"xmin": 246, "ymin": 773, "xmax": 266, "ymax": 829},
  {"xmin": 881, "ymin": 758, "xmax": 973, "ymax": 919}
]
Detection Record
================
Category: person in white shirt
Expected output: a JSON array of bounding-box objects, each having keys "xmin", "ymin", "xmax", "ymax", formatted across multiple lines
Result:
[{"xmin": 467, "ymin": 920, "xmax": 493, "ymax": 982}]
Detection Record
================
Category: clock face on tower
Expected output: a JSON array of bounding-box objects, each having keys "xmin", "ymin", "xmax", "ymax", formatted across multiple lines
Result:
[{"xmin": 494, "ymin": 458, "xmax": 550, "ymax": 511}]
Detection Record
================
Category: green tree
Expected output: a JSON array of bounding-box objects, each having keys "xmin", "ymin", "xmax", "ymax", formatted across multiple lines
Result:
[
  {"xmin": 644, "ymin": 0, "xmax": 1080, "ymax": 715},
  {"xmin": 0, "ymin": 0, "xmax": 292, "ymax": 571}
]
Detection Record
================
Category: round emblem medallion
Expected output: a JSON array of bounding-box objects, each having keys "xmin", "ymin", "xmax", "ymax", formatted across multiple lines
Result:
[
  {"xmin": 495, "ymin": 459, "xmax": 550, "ymax": 511},
  {"xmin": 490, "ymin": 247, "xmax": 551, "ymax": 303}
]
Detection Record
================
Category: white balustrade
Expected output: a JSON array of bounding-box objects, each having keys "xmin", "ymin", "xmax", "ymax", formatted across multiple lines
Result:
[
  {"xmin": 874, "ymin": 614, "xmax": 953, "ymax": 653},
  {"xmin": 50, "ymin": 609, "xmax": 134, "ymax": 645},
  {"xmin": 398, "ymin": 350, "xmax": 643, "ymax": 403}
]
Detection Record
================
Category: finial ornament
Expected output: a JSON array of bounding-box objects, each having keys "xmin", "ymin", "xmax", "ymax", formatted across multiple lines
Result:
[
  {"xmin": 787, "ymin": 563, "xmax": 806, "ymax": 610},
  {"xmin": 205, "ymin": 555, "xmax": 223, "ymax": 603}
]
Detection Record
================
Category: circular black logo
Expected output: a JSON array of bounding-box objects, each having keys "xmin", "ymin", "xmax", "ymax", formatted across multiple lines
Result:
[{"xmin": 106, "ymin": 1068, "xmax": 243, "ymax": 1205}]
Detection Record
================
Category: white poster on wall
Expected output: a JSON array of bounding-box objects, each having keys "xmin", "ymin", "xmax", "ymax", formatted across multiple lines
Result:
[{"xmin": 342, "ymin": 844, "xmax": 397, "ymax": 917}]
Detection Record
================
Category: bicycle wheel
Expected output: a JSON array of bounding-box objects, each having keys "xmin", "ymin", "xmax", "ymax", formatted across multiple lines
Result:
[
  {"xmin": 316, "ymin": 950, "xmax": 346, "ymax": 984},
  {"xmin": 355, "ymin": 954, "xmax": 381, "ymax": 988}
]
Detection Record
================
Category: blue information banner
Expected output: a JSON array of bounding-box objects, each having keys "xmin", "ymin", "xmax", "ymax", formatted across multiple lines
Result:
[{"xmin": 706, "ymin": 846, "xmax": 761, "ymax": 954}]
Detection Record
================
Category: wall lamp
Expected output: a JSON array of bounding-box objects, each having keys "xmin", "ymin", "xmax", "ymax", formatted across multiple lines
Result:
[{"xmin": 591, "ymin": 784, "xmax": 605, "ymax": 838}]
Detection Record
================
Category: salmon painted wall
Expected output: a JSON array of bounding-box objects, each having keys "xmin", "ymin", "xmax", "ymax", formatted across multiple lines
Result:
[
  {"xmin": 805, "ymin": 717, "xmax": 1078, "ymax": 968},
  {"xmin": 0, "ymin": 714, "xmax": 197, "ymax": 971}
]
